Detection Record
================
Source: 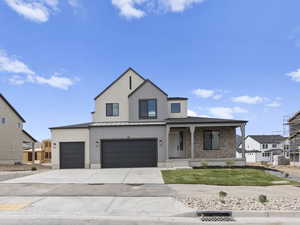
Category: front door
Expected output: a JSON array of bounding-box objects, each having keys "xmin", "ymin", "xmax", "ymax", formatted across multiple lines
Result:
[{"xmin": 169, "ymin": 131, "xmax": 185, "ymax": 158}]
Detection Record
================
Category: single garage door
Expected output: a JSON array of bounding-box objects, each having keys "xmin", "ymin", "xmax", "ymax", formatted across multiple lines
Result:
[
  {"xmin": 101, "ymin": 139, "xmax": 157, "ymax": 168},
  {"xmin": 60, "ymin": 142, "xmax": 85, "ymax": 169}
]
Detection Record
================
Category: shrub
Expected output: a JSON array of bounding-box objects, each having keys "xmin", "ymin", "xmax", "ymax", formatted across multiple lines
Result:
[
  {"xmin": 284, "ymin": 173, "xmax": 289, "ymax": 178},
  {"xmin": 31, "ymin": 166, "xmax": 37, "ymax": 171},
  {"xmin": 219, "ymin": 191, "xmax": 227, "ymax": 199},
  {"xmin": 258, "ymin": 194, "xmax": 268, "ymax": 204},
  {"xmin": 225, "ymin": 160, "xmax": 235, "ymax": 168},
  {"xmin": 200, "ymin": 160, "xmax": 208, "ymax": 168}
]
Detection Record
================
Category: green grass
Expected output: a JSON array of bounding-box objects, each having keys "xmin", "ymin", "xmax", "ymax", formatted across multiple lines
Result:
[{"xmin": 161, "ymin": 168, "xmax": 299, "ymax": 186}]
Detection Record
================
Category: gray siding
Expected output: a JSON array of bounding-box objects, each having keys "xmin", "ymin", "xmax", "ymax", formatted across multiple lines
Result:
[
  {"xmin": 90, "ymin": 126, "xmax": 167, "ymax": 167},
  {"xmin": 128, "ymin": 82, "xmax": 168, "ymax": 121}
]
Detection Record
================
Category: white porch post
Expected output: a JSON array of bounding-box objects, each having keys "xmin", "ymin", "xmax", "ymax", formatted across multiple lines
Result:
[
  {"xmin": 240, "ymin": 123, "xmax": 246, "ymax": 159},
  {"xmin": 166, "ymin": 125, "xmax": 170, "ymax": 161},
  {"xmin": 190, "ymin": 126, "xmax": 195, "ymax": 159}
]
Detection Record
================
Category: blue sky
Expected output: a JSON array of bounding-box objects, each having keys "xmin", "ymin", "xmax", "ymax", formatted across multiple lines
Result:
[{"xmin": 0, "ymin": 0, "xmax": 300, "ymax": 140}]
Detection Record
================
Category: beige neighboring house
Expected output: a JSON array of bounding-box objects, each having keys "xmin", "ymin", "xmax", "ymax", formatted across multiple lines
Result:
[
  {"xmin": 51, "ymin": 68, "xmax": 247, "ymax": 169},
  {"xmin": 23, "ymin": 140, "xmax": 52, "ymax": 164},
  {"xmin": 0, "ymin": 93, "xmax": 36, "ymax": 164}
]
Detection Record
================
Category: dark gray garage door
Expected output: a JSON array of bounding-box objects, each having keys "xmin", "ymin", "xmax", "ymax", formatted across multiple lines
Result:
[
  {"xmin": 101, "ymin": 139, "xmax": 157, "ymax": 168},
  {"xmin": 60, "ymin": 142, "xmax": 85, "ymax": 169}
]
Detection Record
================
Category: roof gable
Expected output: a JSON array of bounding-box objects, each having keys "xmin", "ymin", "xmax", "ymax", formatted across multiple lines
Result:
[
  {"xmin": 94, "ymin": 67, "xmax": 146, "ymax": 100},
  {"xmin": 0, "ymin": 94, "xmax": 26, "ymax": 123},
  {"xmin": 22, "ymin": 130, "xmax": 37, "ymax": 143},
  {"xmin": 128, "ymin": 79, "xmax": 168, "ymax": 98},
  {"xmin": 289, "ymin": 111, "xmax": 300, "ymax": 122},
  {"xmin": 248, "ymin": 135, "xmax": 285, "ymax": 144}
]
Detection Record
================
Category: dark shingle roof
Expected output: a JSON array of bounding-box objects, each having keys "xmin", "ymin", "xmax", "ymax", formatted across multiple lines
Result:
[
  {"xmin": 49, "ymin": 122, "xmax": 92, "ymax": 129},
  {"xmin": 166, "ymin": 117, "xmax": 247, "ymax": 124},
  {"xmin": 0, "ymin": 94, "xmax": 26, "ymax": 122},
  {"xmin": 249, "ymin": 135, "xmax": 285, "ymax": 144},
  {"xmin": 22, "ymin": 130, "xmax": 37, "ymax": 143},
  {"xmin": 168, "ymin": 97, "xmax": 188, "ymax": 100}
]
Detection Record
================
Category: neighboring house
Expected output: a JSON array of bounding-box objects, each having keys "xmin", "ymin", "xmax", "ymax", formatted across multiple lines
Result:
[
  {"xmin": 236, "ymin": 135, "xmax": 286, "ymax": 163},
  {"xmin": 288, "ymin": 111, "xmax": 300, "ymax": 166},
  {"xmin": 23, "ymin": 140, "xmax": 52, "ymax": 164},
  {"xmin": 50, "ymin": 68, "xmax": 247, "ymax": 169},
  {"xmin": 0, "ymin": 94, "xmax": 36, "ymax": 164}
]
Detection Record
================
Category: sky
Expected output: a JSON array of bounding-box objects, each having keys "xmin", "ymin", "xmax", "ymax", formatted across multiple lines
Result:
[{"xmin": 0, "ymin": 0, "xmax": 300, "ymax": 141}]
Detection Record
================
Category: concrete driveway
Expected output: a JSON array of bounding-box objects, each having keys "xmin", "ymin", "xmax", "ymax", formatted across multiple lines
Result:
[{"xmin": 1, "ymin": 168, "xmax": 164, "ymax": 184}]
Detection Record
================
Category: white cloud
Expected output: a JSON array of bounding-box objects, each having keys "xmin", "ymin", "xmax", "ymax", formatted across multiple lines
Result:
[
  {"xmin": 111, "ymin": 0, "xmax": 204, "ymax": 18},
  {"xmin": 208, "ymin": 106, "xmax": 248, "ymax": 119},
  {"xmin": 0, "ymin": 50, "xmax": 77, "ymax": 90},
  {"xmin": 232, "ymin": 95, "xmax": 264, "ymax": 104},
  {"xmin": 160, "ymin": 0, "xmax": 204, "ymax": 12},
  {"xmin": 193, "ymin": 88, "xmax": 223, "ymax": 100},
  {"xmin": 111, "ymin": 0, "xmax": 146, "ymax": 19},
  {"xmin": 266, "ymin": 101, "xmax": 281, "ymax": 108},
  {"xmin": 287, "ymin": 69, "xmax": 300, "ymax": 82},
  {"xmin": 4, "ymin": 0, "xmax": 57, "ymax": 23},
  {"xmin": 187, "ymin": 109, "xmax": 198, "ymax": 117}
]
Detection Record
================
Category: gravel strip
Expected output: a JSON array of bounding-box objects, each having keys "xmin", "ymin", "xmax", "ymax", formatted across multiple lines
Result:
[{"xmin": 180, "ymin": 196, "xmax": 300, "ymax": 211}]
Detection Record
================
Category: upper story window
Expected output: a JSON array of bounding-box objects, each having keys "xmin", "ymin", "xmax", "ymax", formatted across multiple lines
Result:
[
  {"xmin": 129, "ymin": 76, "xmax": 132, "ymax": 90},
  {"xmin": 1, "ymin": 117, "xmax": 6, "ymax": 124},
  {"xmin": 106, "ymin": 103, "xmax": 119, "ymax": 117},
  {"xmin": 203, "ymin": 130, "xmax": 220, "ymax": 150},
  {"xmin": 262, "ymin": 144, "xmax": 268, "ymax": 149},
  {"xmin": 17, "ymin": 122, "xmax": 22, "ymax": 129},
  {"xmin": 284, "ymin": 145, "xmax": 289, "ymax": 150},
  {"xmin": 272, "ymin": 144, "xmax": 277, "ymax": 148},
  {"xmin": 139, "ymin": 99, "xmax": 157, "ymax": 119},
  {"xmin": 171, "ymin": 103, "xmax": 181, "ymax": 113}
]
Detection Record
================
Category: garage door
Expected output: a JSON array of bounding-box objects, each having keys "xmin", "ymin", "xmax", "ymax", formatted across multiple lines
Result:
[
  {"xmin": 60, "ymin": 142, "xmax": 85, "ymax": 169},
  {"xmin": 101, "ymin": 139, "xmax": 157, "ymax": 168}
]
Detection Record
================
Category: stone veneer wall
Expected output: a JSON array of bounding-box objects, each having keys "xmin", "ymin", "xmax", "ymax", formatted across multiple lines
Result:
[{"xmin": 185, "ymin": 127, "xmax": 236, "ymax": 159}]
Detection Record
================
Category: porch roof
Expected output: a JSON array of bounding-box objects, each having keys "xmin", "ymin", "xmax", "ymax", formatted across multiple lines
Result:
[{"xmin": 166, "ymin": 116, "xmax": 247, "ymax": 125}]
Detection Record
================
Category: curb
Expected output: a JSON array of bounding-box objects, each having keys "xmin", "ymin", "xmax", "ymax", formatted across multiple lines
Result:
[{"xmin": 179, "ymin": 211, "xmax": 300, "ymax": 218}]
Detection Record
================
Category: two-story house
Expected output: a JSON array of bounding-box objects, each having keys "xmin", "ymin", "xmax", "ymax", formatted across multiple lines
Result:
[
  {"xmin": 0, "ymin": 93, "xmax": 37, "ymax": 164},
  {"xmin": 236, "ymin": 135, "xmax": 286, "ymax": 163},
  {"xmin": 289, "ymin": 111, "xmax": 300, "ymax": 166},
  {"xmin": 50, "ymin": 68, "xmax": 247, "ymax": 169}
]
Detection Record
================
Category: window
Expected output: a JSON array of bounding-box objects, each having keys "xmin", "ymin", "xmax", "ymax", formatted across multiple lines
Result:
[
  {"xmin": 263, "ymin": 152, "xmax": 270, "ymax": 157},
  {"xmin": 1, "ymin": 117, "xmax": 5, "ymax": 124},
  {"xmin": 171, "ymin": 103, "xmax": 181, "ymax": 113},
  {"xmin": 106, "ymin": 103, "xmax": 119, "ymax": 117},
  {"xmin": 129, "ymin": 76, "xmax": 132, "ymax": 90},
  {"xmin": 17, "ymin": 123, "xmax": 22, "ymax": 129},
  {"xmin": 139, "ymin": 99, "xmax": 157, "ymax": 119},
  {"xmin": 262, "ymin": 144, "xmax": 268, "ymax": 149},
  {"xmin": 203, "ymin": 130, "xmax": 220, "ymax": 150},
  {"xmin": 272, "ymin": 144, "xmax": 277, "ymax": 148},
  {"xmin": 284, "ymin": 145, "xmax": 289, "ymax": 150}
]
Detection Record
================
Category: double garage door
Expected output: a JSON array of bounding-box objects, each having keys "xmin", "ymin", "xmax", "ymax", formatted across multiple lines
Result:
[{"xmin": 59, "ymin": 139, "xmax": 157, "ymax": 169}]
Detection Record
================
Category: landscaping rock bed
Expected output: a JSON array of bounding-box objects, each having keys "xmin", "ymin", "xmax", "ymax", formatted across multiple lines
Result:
[{"xmin": 180, "ymin": 196, "xmax": 300, "ymax": 211}]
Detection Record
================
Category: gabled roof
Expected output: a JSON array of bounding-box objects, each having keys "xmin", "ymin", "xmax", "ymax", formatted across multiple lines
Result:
[
  {"xmin": 248, "ymin": 135, "xmax": 285, "ymax": 144},
  {"xmin": 0, "ymin": 94, "xmax": 26, "ymax": 123},
  {"xmin": 166, "ymin": 116, "xmax": 247, "ymax": 124},
  {"xmin": 22, "ymin": 130, "xmax": 37, "ymax": 143},
  {"xmin": 288, "ymin": 111, "xmax": 300, "ymax": 122},
  {"xmin": 94, "ymin": 67, "xmax": 146, "ymax": 100},
  {"xmin": 128, "ymin": 79, "xmax": 168, "ymax": 97}
]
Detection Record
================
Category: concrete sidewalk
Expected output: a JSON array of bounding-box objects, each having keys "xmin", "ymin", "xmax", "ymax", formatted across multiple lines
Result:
[
  {"xmin": 1, "ymin": 168, "xmax": 164, "ymax": 184},
  {"xmin": 0, "ymin": 196, "xmax": 191, "ymax": 217}
]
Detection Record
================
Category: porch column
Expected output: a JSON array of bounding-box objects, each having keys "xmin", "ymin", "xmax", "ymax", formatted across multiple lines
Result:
[
  {"xmin": 190, "ymin": 126, "xmax": 195, "ymax": 159},
  {"xmin": 240, "ymin": 123, "xmax": 246, "ymax": 159},
  {"xmin": 166, "ymin": 125, "xmax": 170, "ymax": 161}
]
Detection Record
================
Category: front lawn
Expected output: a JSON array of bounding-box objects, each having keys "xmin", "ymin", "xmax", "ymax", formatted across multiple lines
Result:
[{"xmin": 161, "ymin": 168, "xmax": 299, "ymax": 186}]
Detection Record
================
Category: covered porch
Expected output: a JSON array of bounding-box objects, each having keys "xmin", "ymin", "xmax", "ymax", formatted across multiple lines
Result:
[{"xmin": 164, "ymin": 117, "xmax": 247, "ymax": 167}]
